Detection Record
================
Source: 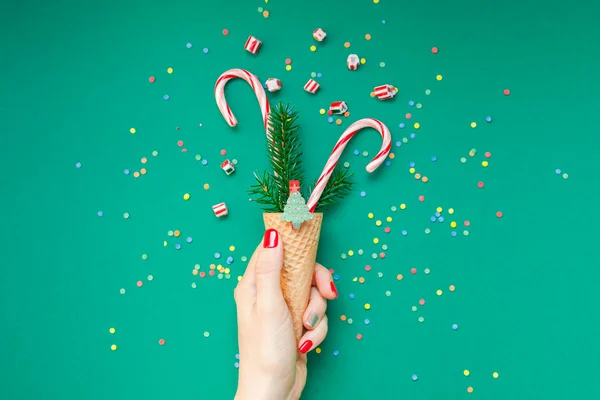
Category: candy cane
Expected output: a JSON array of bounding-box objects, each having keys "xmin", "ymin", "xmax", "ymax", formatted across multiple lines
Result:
[
  {"xmin": 307, "ymin": 118, "xmax": 392, "ymax": 212},
  {"xmin": 214, "ymin": 68, "xmax": 271, "ymax": 137}
]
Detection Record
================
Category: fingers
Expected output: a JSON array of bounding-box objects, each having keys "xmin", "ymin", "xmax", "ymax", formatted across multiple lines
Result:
[
  {"xmin": 298, "ymin": 315, "xmax": 329, "ymax": 354},
  {"xmin": 303, "ymin": 287, "xmax": 327, "ymax": 331},
  {"xmin": 313, "ymin": 263, "xmax": 338, "ymax": 300},
  {"xmin": 253, "ymin": 229, "xmax": 286, "ymax": 310}
]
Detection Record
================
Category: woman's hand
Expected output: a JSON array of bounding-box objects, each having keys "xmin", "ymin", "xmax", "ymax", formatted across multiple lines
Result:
[{"xmin": 234, "ymin": 229, "xmax": 337, "ymax": 400}]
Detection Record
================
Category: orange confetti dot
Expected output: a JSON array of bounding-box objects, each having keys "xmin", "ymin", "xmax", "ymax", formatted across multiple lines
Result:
[
  {"xmin": 192, "ymin": 269, "xmax": 198, "ymax": 276},
  {"xmin": 344, "ymin": 42, "xmax": 351, "ymax": 48},
  {"xmin": 344, "ymin": 111, "xmax": 350, "ymax": 117},
  {"xmin": 389, "ymin": 153, "xmax": 395, "ymax": 159},
  {"xmin": 340, "ymin": 315, "xmax": 347, "ymax": 321},
  {"xmin": 174, "ymin": 230, "xmax": 181, "ymax": 237},
  {"xmin": 263, "ymin": 10, "xmax": 269, "ymax": 18},
  {"xmin": 467, "ymin": 387, "xmax": 473, "ymax": 393},
  {"xmin": 359, "ymin": 277, "xmax": 365, "ymax": 284},
  {"xmin": 370, "ymin": 92, "xmax": 376, "ymax": 97},
  {"xmin": 397, "ymin": 274, "xmax": 403, "ymax": 280},
  {"xmin": 365, "ymin": 33, "xmax": 372, "ymax": 40},
  {"xmin": 141, "ymin": 157, "xmax": 147, "ymax": 164},
  {"xmin": 140, "ymin": 168, "xmax": 147, "ymax": 175},
  {"xmin": 415, "ymin": 173, "xmax": 421, "ymax": 180},
  {"xmin": 133, "ymin": 171, "xmax": 140, "ymax": 178},
  {"xmin": 422, "ymin": 176, "xmax": 429, "ymax": 183},
  {"xmin": 336, "ymin": 119, "xmax": 342, "ymax": 125},
  {"xmin": 449, "ymin": 285, "xmax": 456, "ymax": 291}
]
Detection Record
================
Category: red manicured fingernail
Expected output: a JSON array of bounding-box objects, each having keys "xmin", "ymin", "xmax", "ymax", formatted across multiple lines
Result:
[
  {"xmin": 298, "ymin": 340, "xmax": 313, "ymax": 354},
  {"xmin": 263, "ymin": 229, "xmax": 278, "ymax": 248},
  {"xmin": 330, "ymin": 282, "xmax": 338, "ymax": 298}
]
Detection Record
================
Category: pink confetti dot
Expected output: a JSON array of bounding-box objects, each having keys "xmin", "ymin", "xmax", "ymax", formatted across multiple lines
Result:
[
  {"xmin": 419, "ymin": 299, "xmax": 425, "ymax": 305},
  {"xmin": 464, "ymin": 220, "xmax": 471, "ymax": 227},
  {"xmin": 503, "ymin": 89, "xmax": 510, "ymax": 96},
  {"xmin": 137, "ymin": 281, "xmax": 143, "ymax": 287},
  {"xmin": 285, "ymin": 58, "xmax": 292, "ymax": 65},
  {"xmin": 384, "ymin": 227, "xmax": 391, "ymax": 233},
  {"xmin": 477, "ymin": 181, "xmax": 484, "ymax": 188},
  {"xmin": 177, "ymin": 140, "xmax": 184, "ymax": 147},
  {"xmin": 200, "ymin": 271, "xmax": 206, "ymax": 278},
  {"xmin": 365, "ymin": 265, "xmax": 371, "ymax": 271},
  {"xmin": 222, "ymin": 29, "xmax": 229, "ymax": 35},
  {"xmin": 182, "ymin": 148, "xmax": 187, "ymax": 153},
  {"xmin": 485, "ymin": 151, "xmax": 492, "ymax": 158},
  {"xmin": 329, "ymin": 268, "xmax": 335, "ymax": 274},
  {"xmin": 209, "ymin": 270, "xmax": 215, "ymax": 276},
  {"xmin": 431, "ymin": 47, "xmax": 438, "ymax": 54},
  {"xmin": 159, "ymin": 339, "xmax": 165, "ymax": 346},
  {"xmin": 220, "ymin": 149, "xmax": 227, "ymax": 156},
  {"xmin": 418, "ymin": 195, "xmax": 425, "ymax": 202},
  {"xmin": 356, "ymin": 333, "xmax": 363, "ymax": 340},
  {"xmin": 406, "ymin": 113, "xmax": 412, "ymax": 119},
  {"xmin": 411, "ymin": 268, "xmax": 417, "ymax": 274},
  {"xmin": 379, "ymin": 252, "xmax": 386, "ymax": 259},
  {"xmin": 496, "ymin": 211, "xmax": 503, "ymax": 218}
]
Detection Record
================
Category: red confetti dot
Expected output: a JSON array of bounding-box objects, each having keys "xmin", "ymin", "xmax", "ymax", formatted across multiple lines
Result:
[
  {"xmin": 177, "ymin": 140, "xmax": 184, "ymax": 147},
  {"xmin": 406, "ymin": 113, "xmax": 412, "ymax": 119},
  {"xmin": 159, "ymin": 339, "xmax": 165, "ymax": 346},
  {"xmin": 329, "ymin": 268, "xmax": 335, "ymax": 274},
  {"xmin": 209, "ymin": 270, "xmax": 215, "ymax": 276},
  {"xmin": 285, "ymin": 58, "xmax": 292, "ymax": 65},
  {"xmin": 485, "ymin": 151, "xmax": 492, "ymax": 158},
  {"xmin": 431, "ymin": 47, "xmax": 438, "ymax": 54},
  {"xmin": 503, "ymin": 89, "xmax": 510, "ymax": 96},
  {"xmin": 411, "ymin": 268, "xmax": 417, "ymax": 274},
  {"xmin": 418, "ymin": 195, "xmax": 425, "ymax": 202},
  {"xmin": 356, "ymin": 334, "xmax": 363, "ymax": 340},
  {"xmin": 181, "ymin": 149, "xmax": 187, "ymax": 153},
  {"xmin": 419, "ymin": 299, "xmax": 425, "ymax": 305},
  {"xmin": 222, "ymin": 29, "xmax": 229, "ymax": 35},
  {"xmin": 384, "ymin": 227, "xmax": 391, "ymax": 233},
  {"xmin": 477, "ymin": 181, "xmax": 484, "ymax": 188},
  {"xmin": 149, "ymin": 76, "xmax": 155, "ymax": 83},
  {"xmin": 200, "ymin": 271, "xmax": 206, "ymax": 278},
  {"xmin": 464, "ymin": 220, "xmax": 471, "ymax": 227},
  {"xmin": 220, "ymin": 149, "xmax": 227, "ymax": 156},
  {"xmin": 365, "ymin": 265, "xmax": 371, "ymax": 271},
  {"xmin": 327, "ymin": 110, "xmax": 333, "ymax": 116},
  {"xmin": 379, "ymin": 252, "xmax": 386, "ymax": 259},
  {"xmin": 136, "ymin": 280, "xmax": 143, "ymax": 287},
  {"xmin": 496, "ymin": 211, "xmax": 503, "ymax": 218}
]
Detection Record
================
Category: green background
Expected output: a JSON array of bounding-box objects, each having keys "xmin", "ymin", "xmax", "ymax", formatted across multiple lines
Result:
[{"xmin": 1, "ymin": 0, "xmax": 599, "ymax": 398}]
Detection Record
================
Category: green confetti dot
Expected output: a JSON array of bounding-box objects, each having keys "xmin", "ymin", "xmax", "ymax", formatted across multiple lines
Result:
[
  {"xmin": 218, "ymin": 273, "xmax": 223, "ymax": 279},
  {"xmin": 194, "ymin": 264, "xmax": 200, "ymax": 270},
  {"xmin": 258, "ymin": 6, "xmax": 263, "ymax": 12},
  {"xmin": 464, "ymin": 230, "xmax": 470, "ymax": 236},
  {"xmin": 225, "ymin": 274, "xmax": 231, "ymax": 279},
  {"xmin": 425, "ymin": 89, "xmax": 431, "ymax": 95},
  {"xmin": 460, "ymin": 157, "xmax": 467, "ymax": 163},
  {"xmin": 381, "ymin": 244, "xmax": 388, "ymax": 250},
  {"xmin": 362, "ymin": 151, "xmax": 369, "ymax": 157},
  {"xmin": 341, "ymin": 253, "xmax": 347, "ymax": 259},
  {"xmin": 424, "ymin": 268, "xmax": 431, "ymax": 274},
  {"xmin": 418, "ymin": 316, "xmax": 425, "ymax": 323},
  {"xmin": 416, "ymin": 103, "xmax": 422, "ymax": 109},
  {"xmin": 203, "ymin": 331, "xmax": 210, "ymax": 337},
  {"xmin": 232, "ymin": 159, "xmax": 238, "ymax": 165},
  {"xmin": 241, "ymin": 256, "xmax": 248, "ymax": 262},
  {"xmin": 378, "ymin": 272, "xmax": 383, "ymax": 278},
  {"xmin": 412, "ymin": 306, "xmax": 417, "ymax": 312},
  {"xmin": 168, "ymin": 230, "xmax": 174, "ymax": 236},
  {"xmin": 123, "ymin": 212, "xmax": 130, "ymax": 219},
  {"xmin": 385, "ymin": 290, "xmax": 391, "ymax": 296},
  {"xmin": 347, "ymin": 318, "xmax": 353, "ymax": 324},
  {"xmin": 343, "ymin": 162, "xmax": 350, "ymax": 168},
  {"xmin": 142, "ymin": 254, "xmax": 148, "ymax": 261},
  {"xmin": 371, "ymin": 253, "xmax": 377, "ymax": 259},
  {"xmin": 402, "ymin": 137, "xmax": 408, "ymax": 143},
  {"xmin": 425, "ymin": 228, "xmax": 431, "ymax": 234},
  {"xmin": 119, "ymin": 288, "xmax": 126, "ymax": 295},
  {"xmin": 391, "ymin": 206, "xmax": 397, "ymax": 211},
  {"xmin": 195, "ymin": 154, "xmax": 201, "ymax": 161},
  {"xmin": 358, "ymin": 249, "xmax": 364, "ymax": 255},
  {"xmin": 311, "ymin": 72, "xmax": 317, "ymax": 78},
  {"xmin": 379, "ymin": 62, "xmax": 386, "ymax": 67},
  {"xmin": 152, "ymin": 150, "xmax": 159, "ymax": 156}
]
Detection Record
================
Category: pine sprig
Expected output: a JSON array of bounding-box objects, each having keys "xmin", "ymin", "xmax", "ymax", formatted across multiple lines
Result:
[
  {"xmin": 310, "ymin": 165, "xmax": 354, "ymax": 212},
  {"xmin": 248, "ymin": 171, "xmax": 282, "ymax": 213}
]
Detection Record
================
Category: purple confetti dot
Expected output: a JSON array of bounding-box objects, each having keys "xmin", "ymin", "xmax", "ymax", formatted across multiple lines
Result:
[
  {"xmin": 203, "ymin": 48, "xmax": 209, "ymax": 54},
  {"xmin": 214, "ymin": 252, "xmax": 221, "ymax": 259},
  {"xmin": 401, "ymin": 230, "xmax": 408, "ymax": 236},
  {"xmin": 124, "ymin": 169, "xmax": 130, "ymax": 175},
  {"xmin": 410, "ymin": 133, "xmax": 416, "ymax": 139},
  {"xmin": 364, "ymin": 319, "xmax": 370, "ymax": 325},
  {"xmin": 163, "ymin": 94, "xmax": 170, "ymax": 100},
  {"xmin": 451, "ymin": 231, "xmax": 457, "ymax": 237},
  {"xmin": 399, "ymin": 123, "xmax": 405, "ymax": 129},
  {"xmin": 186, "ymin": 43, "xmax": 192, "ymax": 48},
  {"xmin": 202, "ymin": 160, "xmax": 208, "ymax": 166},
  {"xmin": 75, "ymin": 162, "xmax": 82, "ymax": 168},
  {"xmin": 175, "ymin": 244, "xmax": 181, "ymax": 250},
  {"xmin": 97, "ymin": 211, "xmax": 103, "ymax": 217},
  {"xmin": 360, "ymin": 191, "xmax": 366, "ymax": 197},
  {"xmin": 452, "ymin": 324, "xmax": 458, "ymax": 330},
  {"xmin": 186, "ymin": 237, "xmax": 193, "ymax": 243}
]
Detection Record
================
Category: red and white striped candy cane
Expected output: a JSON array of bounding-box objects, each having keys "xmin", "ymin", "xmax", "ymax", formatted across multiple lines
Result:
[
  {"xmin": 214, "ymin": 68, "xmax": 271, "ymax": 137},
  {"xmin": 307, "ymin": 118, "xmax": 392, "ymax": 212}
]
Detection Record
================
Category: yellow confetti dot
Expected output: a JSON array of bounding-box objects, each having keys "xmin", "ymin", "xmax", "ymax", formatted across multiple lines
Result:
[
  {"xmin": 482, "ymin": 161, "xmax": 489, "ymax": 167},
  {"xmin": 386, "ymin": 217, "xmax": 392, "ymax": 222},
  {"xmin": 470, "ymin": 122, "xmax": 477, "ymax": 128},
  {"xmin": 340, "ymin": 315, "xmax": 347, "ymax": 321},
  {"xmin": 192, "ymin": 269, "xmax": 198, "ymax": 275},
  {"xmin": 348, "ymin": 250, "xmax": 354, "ymax": 256},
  {"xmin": 368, "ymin": 213, "xmax": 374, "ymax": 219},
  {"xmin": 167, "ymin": 67, "xmax": 173, "ymax": 74},
  {"xmin": 316, "ymin": 347, "xmax": 321, "ymax": 354},
  {"xmin": 467, "ymin": 387, "xmax": 473, "ymax": 393},
  {"xmin": 229, "ymin": 246, "xmax": 235, "ymax": 251},
  {"xmin": 237, "ymin": 276, "xmax": 242, "ymax": 282},
  {"xmin": 397, "ymin": 274, "xmax": 403, "ymax": 280},
  {"xmin": 203, "ymin": 183, "xmax": 210, "ymax": 190},
  {"xmin": 450, "ymin": 221, "xmax": 457, "ymax": 228},
  {"xmin": 133, "ymin": 171, "xmax": 140, "ymax": 178},
  {"xmin": 448, "ymin": 208, "xmax": 455, "ymax": 214},
  {"xmin": 365, "ymin": 33, "xmax": 372, "ymax": 40},
  {"xmin": 409, "ymin": 167, "xmax": 415, "ymax": 174},
  {"xmin": 310, "ymin": 45, "xmax": 317, "ymax": 52},
  {"xmin": 263, "ymin": 10, "xmax": 269, "ymax": 18},
  {"xmin": 109, "ymin": 328, "xmax": 115, "ymax": 334},
  {"xmin": 374, "ymin": 0, "xmax": 379, "ymax": 3},
  {"xmin": 450, "ymin": 285, "xmax": 456, "ymax": 291},
  {"xmin": 359, "ymin": 277, "xmax": 365, "ymax": 284},
  {"xmin": 373, "ymin": 238, "xmax": 379, "ymax": 244},
  {"xmin": 224, "ymin": 268, "xmax": 230, "ymax": 274},
  {"xmin": 493, "ymin": 372, "xmax": 499, "ymax": 379},
  {"xmin": 414, "ymin": 123, "xmax": 420, "ymax": 129},
  {"xmin": 364, "ymin": 303, "xmax": 371, "ymax": 310},
  {"xmin": 163, "ymin": 241, "xmax": 167, "ymax": 247},
  {"xmin": 436, "ymin": 74, "xmax": 443, "ymax": 81},
  {"xmin": 336, "ymin": 119, "xmax": 342, "ymax": 125},
  {"xmin": 320, "ymin": 109, "xmax": 326, "ymax": 115},
  {"xmin": 352, "ymin": 277, "xmax": 358, "ymax": 282},
  {"xmin": 140, "ymin": 168, "xmax": 147, "ymax": 175},
  {"xmin": 285, "ymin": 65, "xmax": 292, "ymax": 71},
  {"xmin": 183, "ymin": 193, "xmax": 190, "ymax": 201},
  {"xmin": 400, "ymin": 203, "xmax": 406, "ymax": 210},
  {"xmin": 464, "ymin": 370, "xmax": 470, "ymax": 376},
  {"xmin": 130, "ymin": 128, "xmax": 136, "ymax": 134},
  {"xmin": 360, "ymin": 58, "xmax": 366, "ymax": 64},
  {"xmin": 344, "ymin": 41, "xmax": 351, "ymax": 48},
  {"xmin": 436, "ymin": 289, "xmax": 443, "ymax": 296},
  {"xmin": 174, "ymin": 230, "xmax": 181, "ymax": 237},
  {"xmin": 111, "ymin": 344, "xmax": 117, "ymax": 351},
  {"xmin": 436, "ymin": 207, "xmax": 443, "ymax": 213},
  {"xmin": 375, "ymin": 220, "xmax": 382, "ymax": 227}
]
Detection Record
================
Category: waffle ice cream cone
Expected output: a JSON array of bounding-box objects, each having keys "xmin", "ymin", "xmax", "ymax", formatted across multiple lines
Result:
[{"xmin": 263, "ymin": 212, "xmax": 323, "ymax": 343}]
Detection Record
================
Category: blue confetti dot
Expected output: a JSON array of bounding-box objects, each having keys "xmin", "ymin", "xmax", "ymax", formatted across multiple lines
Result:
[
  {"xmin": 175, "ymin": 243, "xmax": 181, "ymax": 250},
  {"xmin": 354, "ymin": 149, "xmax": 360, "ymax": 156},
  {"xmin": 348, "ymin": 293, "xmax": 355, "ymax": 300},
  {"xmin": 364, "ymin": 319, "xmax": 370, "ymax": 325},
  {"xmin": 263, "ymin": 82, "xmax": 267, "ymax": 89},
  {"xmin": 399, "ymin": 123, "xmax": 405, "ymax": 129},
  {"xmin": 163, "ymin": 94, "xmax": 170, "ymax": 100},
  {"xmin": 360, "ymin": 191, "xmax": 366, "ymax": 197},
  {"xmin": 451, "ymin": 231, "xmax": 457, "ymax": 237},
  {"xmin": 409, "ymin": 161, "xmax": 415, "ymax": 167},
  {"xmin": 431, "ymin": 156, "xmax": 437, "ymax": 162},
  {"xmin": 234, "ymin": 362, "xmax": 239, "ymax": 368},
  {"xmin": 203, "ymin": 48, "xmax": 209, "ymax": 54},
  {"xmin": 235, "ymin": 353, "xmax": 240, "ymax": 359},
  {"xmin": 333, "ymin": 274, "xmax": 339, "ymax": 281},
  {"xmin": 333, "ymin": 350, "xmax": 339, "ymax": 356},
  {"xmin": 186, "ymin": 43, "xmax": 192, "ymax": 48},
  {"xmin": 408, "ymin": 100, "xmax": 415, "ymax": 106},
  {"xmin": 385, "ymin": 160, "xmax": 391, "ymax": 166},
  {"xmin": 317, "ymin": 72, "xmax": 323, "ymax": 78},
  {"xmin": 401, "ymin": 230, "xmax": 407, "ymax": 236},
  {"xmin": 412, "ymin": 374, "xmax": 418, "ymax": 381},
  {"xmin": 485, "ymin": 116, "xmax": 492, "ymax": 123},
  {"xmin": 382, "ymin": 19, "xmax": 386, "ymax": 24},
  {"xmin": 555, "ymin": 169, "xmax": 561, "ymax": 174},
  {"xmin": 395, "ymin": 141, "xmax": 402, "ymax": 147},
  {"xmin": 186, "ymin": 237, "xmax": 193, "ymax": 243},
  {"xmin": 75, "ymin": 162, "xmax": 82, "ymax": 168},
  {"xmin": 214, "ymin": 252, "xmax": 221, "ymax": 259},
  {"xmin": 227, "ymin": 256, "xmax": 234, "ymax": 264},
  {"xmin": 430, "ymin": 216, "xmax": 436, "ymax": 222},
  {"xmin": 452, "ymin": 324, "xmax": 458, "ymax": 330},
  {"xmin": 435, "ymin": 212, "xmax": 441, "ymax": 217},
  {"xmin": 438, "ymin": 216, "xmax": 445, "ymax": 223},
  {"xmin": 328, "ymin": 117, "xmax": 334, "ymax": 123},
  {"xmin": 410, "ymin": 133, "xmax": 416, "ymax": 139},
  {"xmin": 202, "ymin": 159, "xmax": 208, "ymax": 166},
  {"xmin": 124, "ymin": 169, "xmax": 130, "ymax": 175},
  {"xmin": 97, "ymin": 211, "xmax": 103, "ymax": 217}
]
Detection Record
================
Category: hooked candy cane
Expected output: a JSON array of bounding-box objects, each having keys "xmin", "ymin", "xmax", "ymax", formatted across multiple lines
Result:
[
  {"xmin": 307, "ymin": 118, "xmax": 392, "ymax": 212},
  {"xmin": 214, "ymin": 68, "xmax": 271, "ymax": 138}
]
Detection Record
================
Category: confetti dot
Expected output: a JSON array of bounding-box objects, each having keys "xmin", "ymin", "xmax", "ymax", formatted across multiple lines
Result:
[
  {"xmin": 425, "ymin": 228, "xmax": 430, "ymax": 234},
  {"xmin": 360, "ymin": 191, "xmax": 366, "ymax": 197},
  {"xmin": 365, "ymin": 33, "xmax": 372, "ymax": 40},
  {"xmin": 203, "ymin": 183, "xmax": 210, "ymax": 190},
  {"xmin": 414, "ymin": 123, "xmax": 420, "ymax": 129},
  {"xmin": 364, "ymin": 303, "xmax": 371, "ymax": 310},
  {"xmin": 418, "ymin": 195, "xmax": 425, "ymax": 202},
  {"xmin": 344, "ymin": 41, "xmax": 351, "ymax": 48},
  {"xmin": 336, "ymin": 119, "xmax": 342, "ymax": 125},
  {"xmin": 316, "ymin": 348, "xmax": 321, "ymax": 354},
  {"xmin": 400, "ymin": 203, "xmax": 406, "ymax": 210},
  {"xmin": 184, "ymin": 193, "xmax": 190, "ymax": 201},
  {"xmin": 364, "ymin": 319, "xmax": 370, "ymax": 325},
  {"xmin": 159, "ymin": 339, "xmax": 165, "ymax": 346},
  {"xmin": 263, "ymin": 10, "xmax": 269, "ymax": 18},
  {"xmin": 486, "ymin": 116, "xmax": 492, "ymax": 123},
  {"xmin": 432, "ymin": 47, "xmax": 438, "ymax": 54},
  {"xmin": 411, "ymin": 268, "xmax": 417, "ymax": 274},
  {"xmin": 222, "ymin": 29, "xmax": 229, "ymax": 35},
  {"xmin": 148, "ymin": 76, "xmax": 155, "ymax": 83},
  {"xmin": 119, "ymin": 288, "xmax": 126, "ymax": 295},
  {"xmin": 360, "ymin": 58, "xmax": 366, "ymax": 64},
  {"xmin": 477, "ymin": 181, "xmax": 484, "ymax": 188},
  {"xmin": 503, "ymin": 89, "xmax": 510, "ymax": 96},
  {"xmin": 111, "ymin": 344, "xmax": 117, "ymax": 351},
  {"xmin": 464, "ymin": 370, "xmax": 470, "ymax": 376},
  {"xmin": 460, "ymin": 157, "xmax": 467, "ymax": 164},
  {"xmin": 419, "ymin": 299, "xmax": 425, "ymax": 306},
  {"xmin": 482, "ymin": 161, "xmax": 489, "ymax": 167},
  {"xmin": 412, "ymin": 374, "xmax": 418, "ymax": 381},
  {"xmin": 98, "ymin": 211, "xmax": 104, "ymax": 217},
  {"xmin": 418, "ymin": 316, "xmax": 425, "ymax": 323},
  {"xmin": 493, "ymin": 372, "xmax": 499, "ymax": 379},
  {"xmin": 436, "ymin": 289, "xmax": 442, "ymax": 296},
  {"xmin": 137, "ymin": 280, "xmax": 143, "ymax": 287},
  {"xmin": 140, "ymin": 168, "xmax": 146, "ymax": 175},
  {"xmin": 467, "ymin": 387, "xmax": 473, "ymax": 393},
  {"xmin": 333, "ymin": 350, "xmax": 339, "ymax": 356},
  {"xmin": 452, "ymin": 323, "xmax": 459, "ymax": 330},
  {"xmin": 379, "ymin": 62, "xmax": 385, "ymax": 67},
  {"xmin": 425, "ymin": 89, "xmax": 431, "ymax": 95},
  {"xmin": 470, "ymin": 122, "xmax": 477, "ymax": 128},
  {"xmin": 203, "ymin": 331, "xmax": 210, "ymax": 337},
  {"xmin": 496, "ymin": 211, "xmax": 503, "ymax": 218},
  {"xmin": 436, "ymin": 75, "xmax": 442, "ymax": 81},
  {"xmin": 563, "ymin": 173, "xmax": 569, "ymax": 179},
  {"xmin": 310, "ymin": 45, "xmax": 317, "ymax": 52},
  {"xmin": 109, "ymin": 328, "xmax": 115, "ymax": 334},
  {"xmin": 424, "ymin": 268, "xmax": 430, "ymax": 274},
  {"xmin": 167, "ymin": 67, "xmax": 173, "ymax": 74},
  {"xmin": 141, "ymin": 253, "xmax": 148, "ymax": 261}
]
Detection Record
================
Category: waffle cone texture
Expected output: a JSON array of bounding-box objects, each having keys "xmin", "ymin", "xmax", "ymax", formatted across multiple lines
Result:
[{"xmin": 263, "ymin": 213, "xmax": 323, "ymax": 343}]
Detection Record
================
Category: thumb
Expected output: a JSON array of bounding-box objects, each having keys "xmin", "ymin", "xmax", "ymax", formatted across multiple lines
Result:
[{"xmin": 254, "ymin": 228, "xmax": 285, "ymax": 309}]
